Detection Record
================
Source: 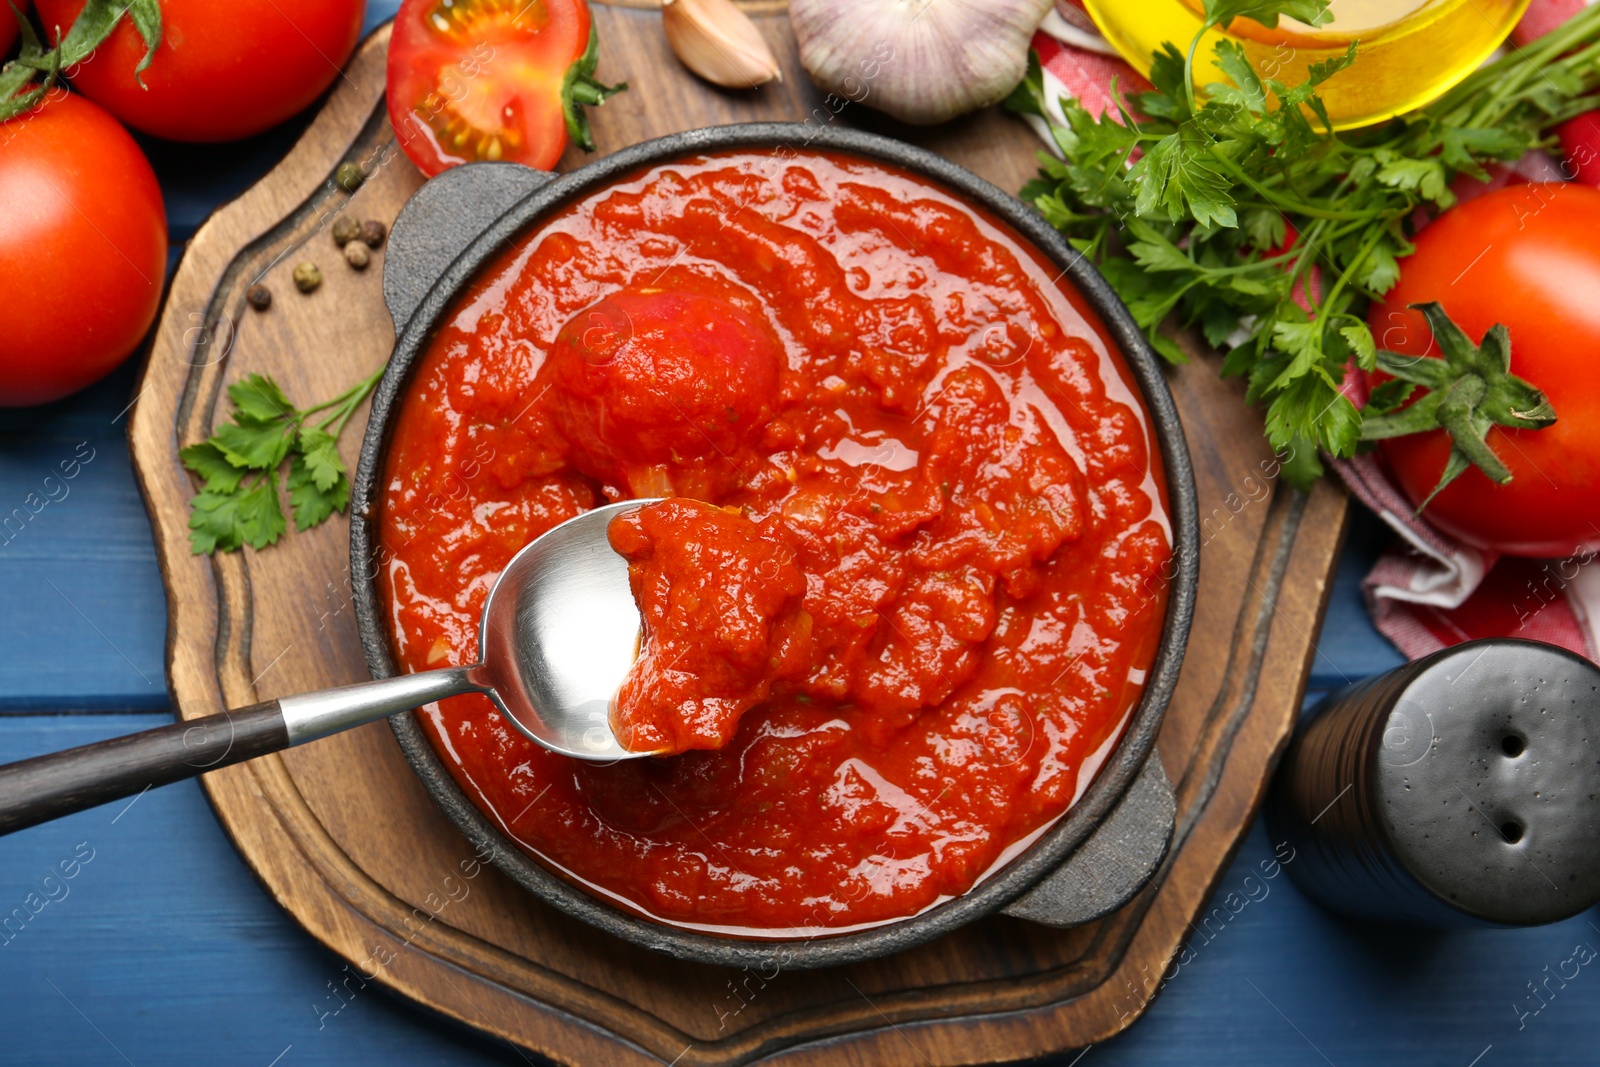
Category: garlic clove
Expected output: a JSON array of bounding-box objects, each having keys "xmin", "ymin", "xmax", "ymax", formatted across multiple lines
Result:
[
  {"xmin": 662, "ymin": 0, "xmax": 783, "ymax": 90},
  {"xmin": 790, "ymin": 0, "xmax": 1054, "ymax": 125}
]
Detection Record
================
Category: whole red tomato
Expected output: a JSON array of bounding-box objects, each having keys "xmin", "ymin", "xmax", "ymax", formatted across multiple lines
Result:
[
  {"xmin": 34, "ymin": 0, "xmax": 365, "ymax": 142},
  {"xmin": 1369, "ymin": 183, "xmax": 1600, "ymax": 558},
  {"xmin": 0, "ymin": 91, "xmax": 167, "ymax": 406}
]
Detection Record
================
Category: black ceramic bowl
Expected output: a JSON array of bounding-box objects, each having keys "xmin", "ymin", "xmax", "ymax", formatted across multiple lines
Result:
[{"xmin": 350, "ymin": 123, "xmax": 1198, "ymax": 969}]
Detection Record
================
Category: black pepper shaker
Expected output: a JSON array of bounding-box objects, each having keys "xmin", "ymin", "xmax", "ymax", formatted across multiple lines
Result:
[{"xmin": 1267, "ymin": 638, "xmax": 1600, "ymax": 926}]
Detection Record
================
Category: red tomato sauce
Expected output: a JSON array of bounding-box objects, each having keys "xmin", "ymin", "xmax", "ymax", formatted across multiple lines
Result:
[
  {"xmin": 379, "ymin": 150, "xmax": 1172, "ymax": 934},
  {"xmin": 608, "ymin": 499, "xmax": 812, "ymax": 755}
]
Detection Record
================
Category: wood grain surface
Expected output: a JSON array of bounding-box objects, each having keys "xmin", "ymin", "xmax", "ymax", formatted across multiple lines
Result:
[{"xmin": 127, "ymin": 10, "xmax": 1350, "ymax": 1065}]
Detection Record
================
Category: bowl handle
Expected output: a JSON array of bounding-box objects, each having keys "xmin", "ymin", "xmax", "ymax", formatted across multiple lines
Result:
[
  {"xmin": 383, "ymin": 162, "xmax": 557, "ymax": 334},
  {"xmin": 1002, "ymin": 753, "xmax": 1175, "ymax": 927}
]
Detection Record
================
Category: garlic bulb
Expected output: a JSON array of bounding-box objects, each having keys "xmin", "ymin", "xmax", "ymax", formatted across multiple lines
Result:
[
  {"xmin": 662, "ymin": 0, "xmax": 783, "ymax": 90},
  {"xmin": 790, "ymin": 0, "xmax": 1055, "ymax": 125}
]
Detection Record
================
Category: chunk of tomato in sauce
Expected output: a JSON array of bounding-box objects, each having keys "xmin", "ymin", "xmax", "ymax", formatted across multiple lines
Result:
[
  {"xmin": 543, "ymin": 289, "xmax": 782, "ymax": 498},
  {"xmin": 608, "ymin": 499, "xmax": 811, "ymax": 755}
]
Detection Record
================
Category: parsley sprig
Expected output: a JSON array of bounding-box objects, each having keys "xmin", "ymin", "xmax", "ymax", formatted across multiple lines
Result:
[
  {"xmin": 1008, "ymin": 0, "xmax": 1600, "ymax": 486},
  {"xmin": 180, "ymin": 368, "xmax": 384, "ymax": 555}
]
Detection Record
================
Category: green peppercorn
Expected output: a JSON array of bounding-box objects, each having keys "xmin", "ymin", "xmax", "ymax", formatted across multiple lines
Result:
[
  {"xmin": 335, "ymin": 162, "xmax": 365, "ymax": 192},
  {"xmin": 332, "ymin": 216, "xmax": 361, "ymax": 247},
  {"xmin": 293, "ymin": 262, "xmax": 322, "ymax": 293}
]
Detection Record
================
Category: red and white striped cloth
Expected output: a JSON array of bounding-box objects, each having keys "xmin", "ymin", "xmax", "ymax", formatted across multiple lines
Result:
[{"xmin": 1028, "ymin": 0, "xmax": 1600, "ymax": 664}]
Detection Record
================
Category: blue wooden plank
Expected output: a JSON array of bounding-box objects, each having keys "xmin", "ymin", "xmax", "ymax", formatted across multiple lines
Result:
[
  {"xmin": 1, "ymin": 716, "xmax": 1594, "ymax": 1066},
  {"xmin": 1105, "ymin": 819, "xmax": 1600, "ymax": 1067},
  {"xmin": 1310, "ymin": 506, "xmax": 1406, "ymax": 692},
  {"xmin": 0, "ymin": 361, "xmax": 168, "ymax": 712},
  {"xmin": 0, "ymin": 716, "xmax": 529, "ymax": 1067}
]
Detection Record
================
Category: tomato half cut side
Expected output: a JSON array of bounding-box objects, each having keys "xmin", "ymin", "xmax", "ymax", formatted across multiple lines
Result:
[{"xmin": 388, "ymin": 0, "xmax": 610, "ymax": 175}]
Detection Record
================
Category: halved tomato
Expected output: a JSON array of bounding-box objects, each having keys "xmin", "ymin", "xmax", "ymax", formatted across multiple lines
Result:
[{"xmin": 386, "ymin": 0, "xmax": 624, "ymax": 176}]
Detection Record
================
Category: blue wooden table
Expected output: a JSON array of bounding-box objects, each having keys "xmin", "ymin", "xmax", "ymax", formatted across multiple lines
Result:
[{"xmin": 4, "ymin": 8, "xmax": 1597, "ymax": 1063}]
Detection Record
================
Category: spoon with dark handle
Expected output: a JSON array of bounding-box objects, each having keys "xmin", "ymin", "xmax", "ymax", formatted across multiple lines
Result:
[{"xmin": 0, "ymin": 498, "xmax": 662, "ymax": 836}]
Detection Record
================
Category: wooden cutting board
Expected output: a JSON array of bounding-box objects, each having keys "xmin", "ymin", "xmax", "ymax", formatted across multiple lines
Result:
[{"xmin": 127, "ymin": 9, "xmax": 1349, "ymax": 1065}]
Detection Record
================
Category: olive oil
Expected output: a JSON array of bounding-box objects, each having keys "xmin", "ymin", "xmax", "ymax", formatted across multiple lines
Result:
[{"xmin": 1081, "ymin": 0, "xmax": 1531, "ymax": 128}]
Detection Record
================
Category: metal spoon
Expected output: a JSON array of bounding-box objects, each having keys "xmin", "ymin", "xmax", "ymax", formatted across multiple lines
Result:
[{"xmin": 0, "ymin": 498, "xmax": 661, "ymax": 836}]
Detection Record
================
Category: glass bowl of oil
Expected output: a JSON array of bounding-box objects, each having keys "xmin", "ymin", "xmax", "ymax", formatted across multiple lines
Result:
[{"xmin": 1081, "ymin": 0, "xmax": 1532, "ymax": 128}]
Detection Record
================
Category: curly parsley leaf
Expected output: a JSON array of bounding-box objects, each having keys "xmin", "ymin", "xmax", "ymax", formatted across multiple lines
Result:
[
  {"xmin": 234, "ymin": 474, "xmax": 288, "ymax": 551},
  {"xmin": 212, "ymin": 419, "xmax": 296, "ymax": 471},
  {"xmin": 1133, "ymin": 122, "xmax": 1238, "ymax": 228},
  {"xmin": 287, "ymin": 453, "xmax": 349, "ymax": 532},
  {"xmin": 188, "ymin": 474, "xmax": 286, "ymax": 554},
  {"xmin": 183, "ymin": 368, "xmax": 382, "ymax": 555},
  {"xmin": 189, "ymin": 489, "xmax": 249, "ymax": 556},
  {"xmin": 178, "ymin": 441, "xmax": 247, "ymax": 495},
  {"xmin": 1339, "ymin": 322, "xmax": 1377, "ymax": 369},
  {"xmin": 296, "ymin": 427, "xmax": 346, "ymax": 492},
  {"xmin": 227, "ymin": 373, "xmax": 295, "ymax": 425}
]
